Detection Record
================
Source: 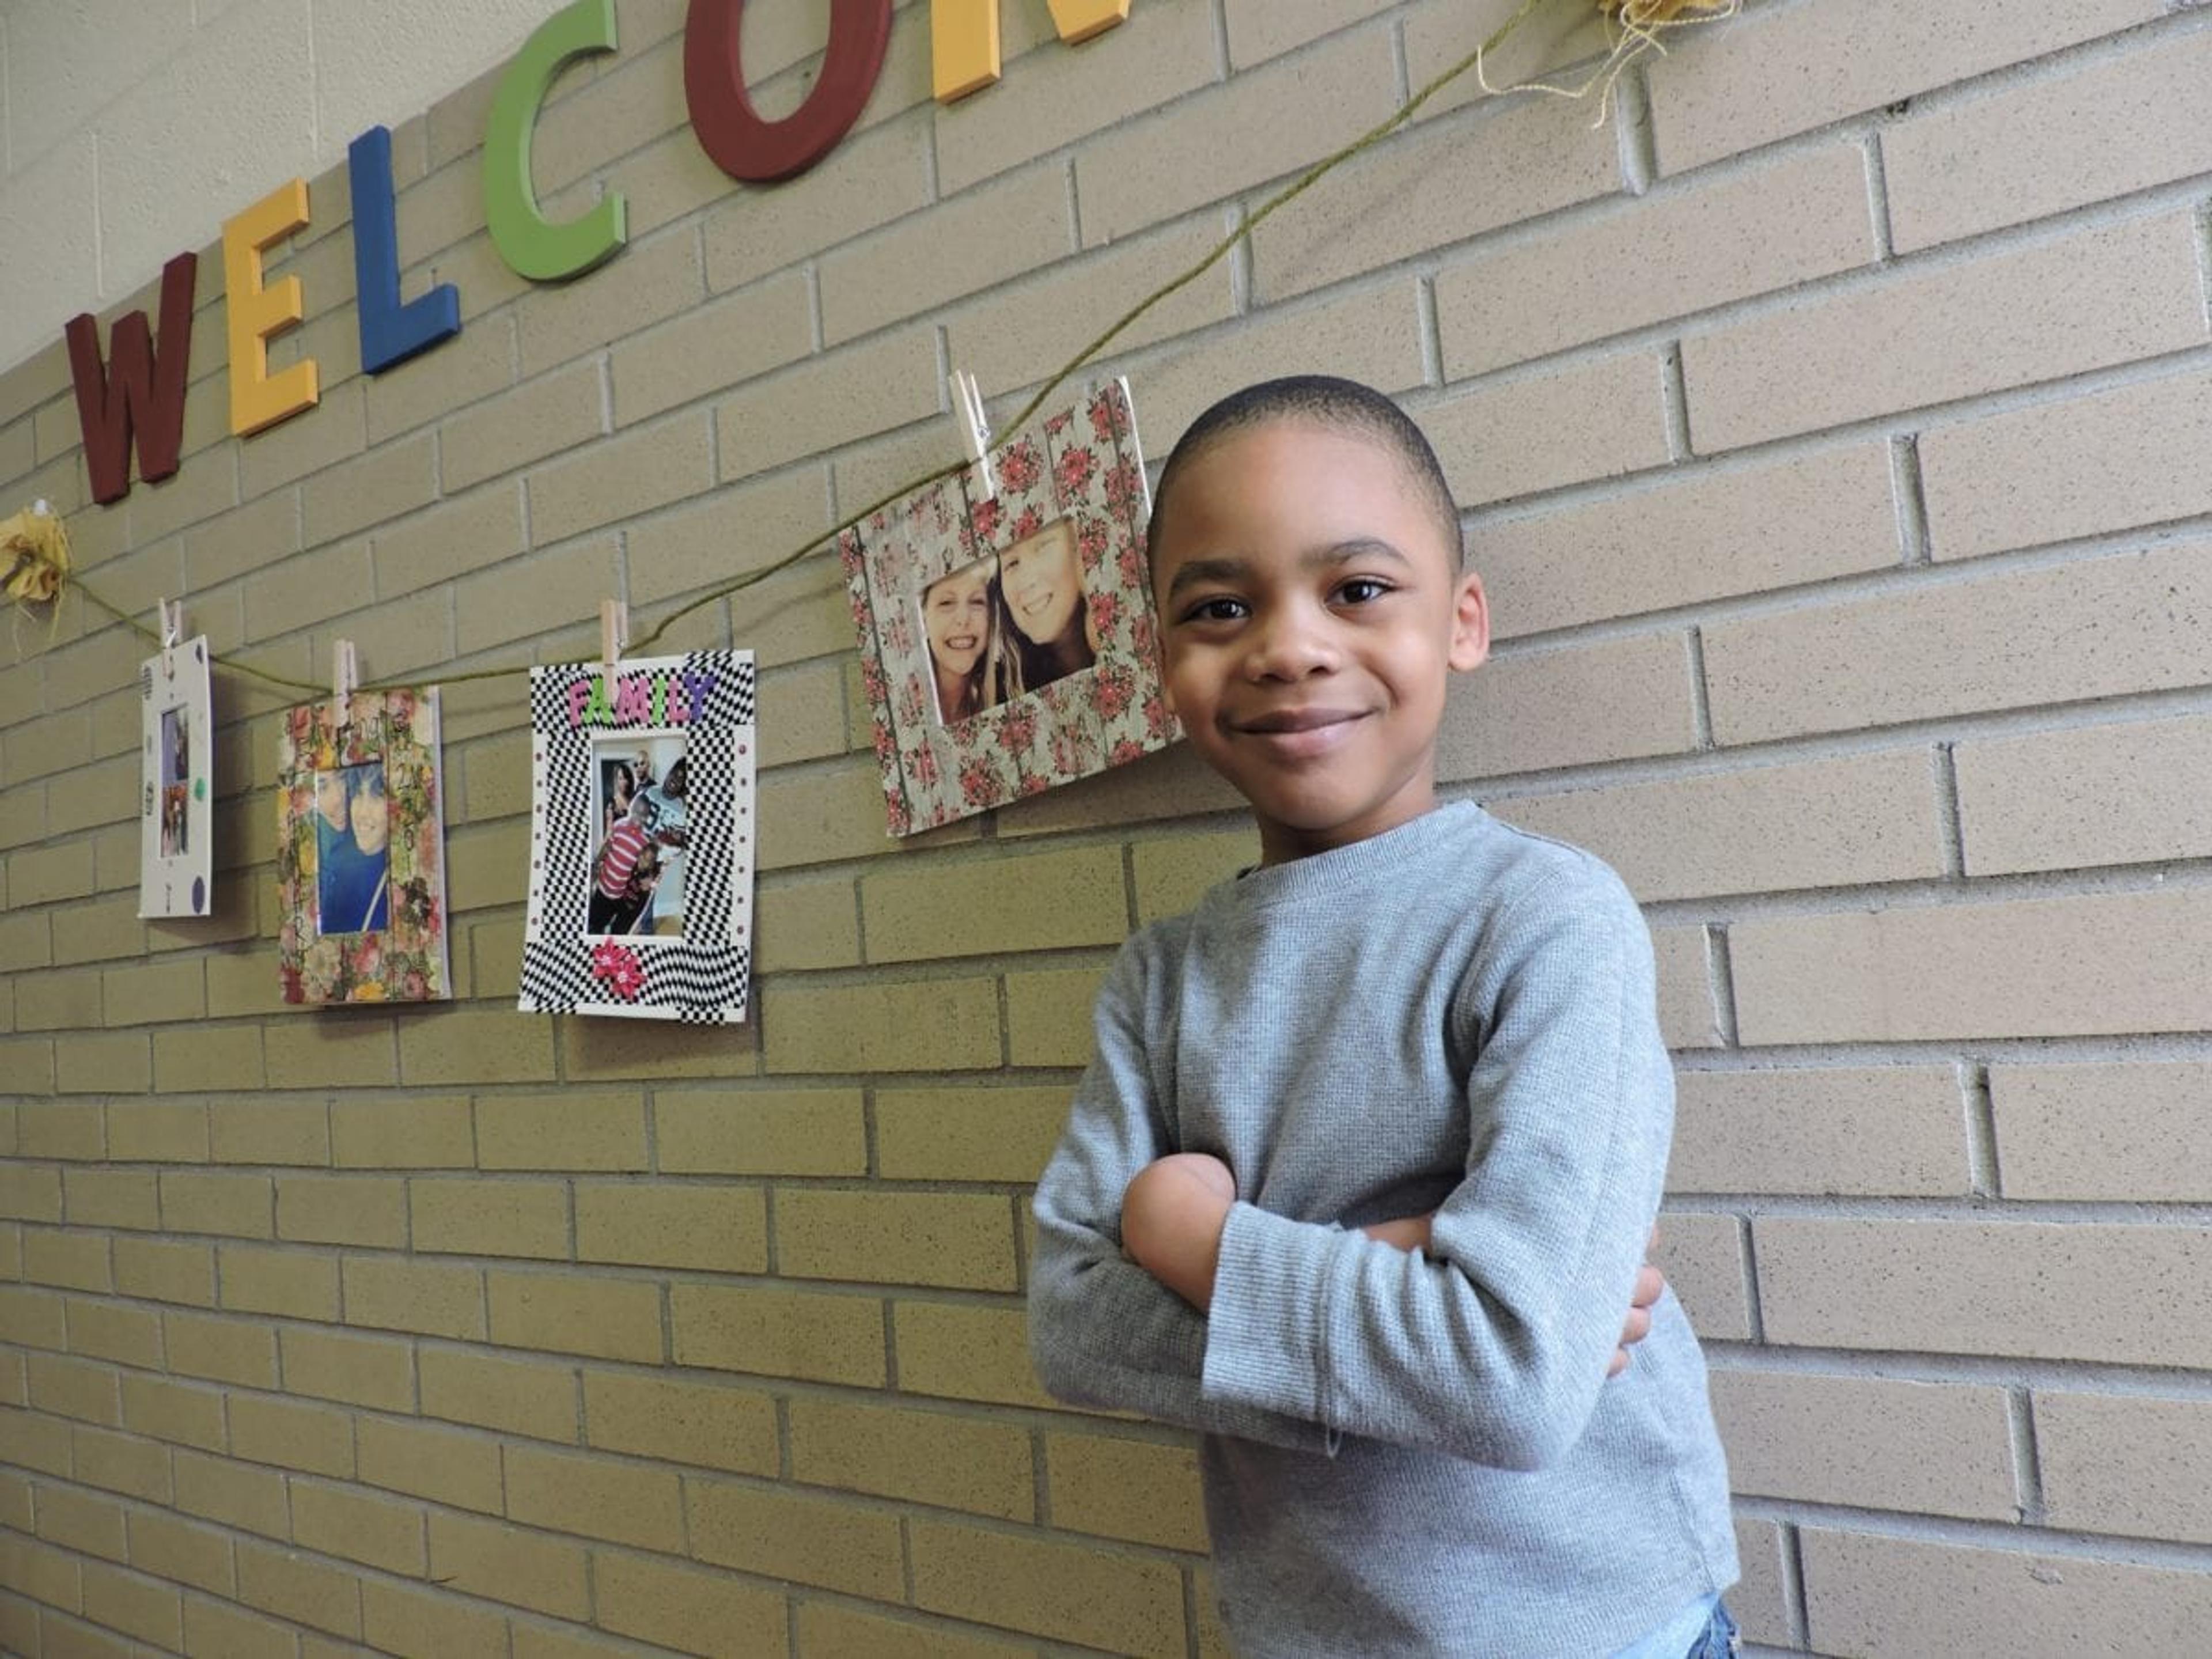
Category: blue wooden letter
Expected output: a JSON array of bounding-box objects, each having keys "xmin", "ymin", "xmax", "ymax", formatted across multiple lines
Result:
[{"xmin": 350, "ymin": 126, "xmax": 461, "ymax": 374}]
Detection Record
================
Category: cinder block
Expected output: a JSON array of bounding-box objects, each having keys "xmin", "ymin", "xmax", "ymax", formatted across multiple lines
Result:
[
  {"xmin": 1756, "ymin": 1217, "xmax": 2212, "ymax": 1368},
  {"xmin": 623, "ymin": 464, "xmax": 831, "ymax": 609},
  {"xmin": 892, "ymin": 1301, "xmax": 1058, "ymax": 1411},
  {"xmin": 9, "ymin": 842, "xmax": 96, "ymax": 906},
  {"xmin": 579, "ymin": 1369, "xmax": 774, "ymax": 1476},
  {"xmin": 2037, "ymin": 1391, "xmax": 2212, "ymax": 1546},
  {"xmin": 64, "ymin": 1298, "xmax": 161, "ymax": 1368},
  {"xmin": 757, "ymin": 658, "xmax": 852, "ymax": 774},
  {"xmin": 525, "ymin": 408, "xmax": 714, "ymax": 545},
  {"xmin": 173, "ymin": 1450, "xmax": 289, "ymax": 1540},
  {"xmin": 72, "ymin": 1424, "xmax": 172, "ymax": 1503},
  {"xmin": 1650, "ymin": 1211, "xmax": 1748, "ymax": 1340},
  {"xmin": 655, "ymin": 1088, "xmax": 869, "ymax": 1176},
  {"xmin": 1711, "ymin": 1368, "xmax": 2015, "ymax": 1518},
  {"xmin": 210, "ymin": 1099, "xmax": 329, "ymax": 1166},
  {"xmin": 369, "ymin": 484, "xmax": 527, "ymax": 609},
  {"xmin": 687, "ymin": 1476, "xmax": 905, "ymax": 1597},
  {"xmin": 35, "ymin": 1483, "xmax": 128, "ymax": 1560},
  {"xmin": 291, "ymin": 1479, "xmax": 426, "ymax": 1574},
  {"xmin": 227, "ymin": 1393, "xmax": 354, "ymax": 1479},
  {"xmin": 0, "ymin": 1167, "xmax": 63, "ymax": 1224},
  {"xmin": 234, "ymin": 1537, "xmax": 362, "ymax": 1638},
  {"xmin": 1646, "ymin": 0, "xmax": 2162, "ymax": 175},
  {"xmin": 411, "ymin": 1177, "xmax": 570, "ymax": 1259},
  {"xmin": 715, "ymin": 328, "xmax": 941, "ymax": 486},
  {"xmin": 794, "ymin": 1601, "xmax": 1031, "ymax": 1659},
  {"xmin": 0, "ymin": 1533, "xmax": 78, "ymax": 1620},
  {"xmin": 1681, "ymin": 211, "xmax": 2205, "ymax": 453},
  {"xmin": 451, "ymin": 533, "xmax": 621, "ymax": 658},
  {"xmin": 362, "ymin": 1578, "xmax": 509, "ymax": 1658},
  {"xmin": 63, "ymin": 1169, "xmax": 159, "ymax": 1232},
  {"xmin": 590, "ymin": 1547, "xmax": 787, "ymax": 1658},
  {"xmin": 704, "ymin": 111, "xmax": 931, "ymax": 294},
  {"xmin": 29, "ymin": 1351, "xmax": 120, "ymax": 1425},
  {"xmin": 300, "ymin": 434, "xmax": 437, "ymax": 549},
  {"xmin": 764, "ymin": 975, "xmax": 1001, "ymax": 1073},
  {"xmin": 0, "ymin": 1283, "xmax": 65, "ymax": 1351},
  {"xmin": 100, "ymin": 959, "xmax": 204, "ymax": 1027},
  {"xmin": 573, "ymin": 1183, "xmax": 767, "ymax": 1274},
  {"xmin": 1130, "ymin": 830, "xmax": 1255, "ymax": 925},
  {"xmin": 1046, "ymin": 1432, "xmax": 1207, "ymax": 1551},
  {"xmin": 876, "ymin": 1085, "xmax": 1073, "ymax": 1184},
  {"xmin": 503, "ymin": 1444, "xmax": 683, "ymax": 1552},
  {"xmin": 181, "ymin": 1596, "xmax": 293, "ymax": 1659},
  {"xmin": 1004, "ymin": 965, "xmax": 1106, "ymax": 1068},
  {"xmin": 238, "ymin": 387, "xmax": 369, "ymax": 505},
  {"xmin": 669, "ymin": 1282, "xmax": 887, "ymax": 1387},
  {"xmin": 76, "ymin": 1562, "xmax": 180, "ymax": 1649},
  {"xmin": 1438, "ymin": 631, "xmax": 1696, "ymax": 782},
  {"xmin": 1671, "ymin": 1065, "xmax": 1967, "ymax": 1197},
  {"xmin": 427, "ymin": 1510, "xmax": 590, "ymax": 1621},
  {"xmin": 278, "ymin": 1325, "xmax": 415, "ymax": 1411},
  {"xmin": 56, "ymin": 1033, "xmax": 152, "ymax": 1096},
  {"xmin": 1888, "ymin": 29, "xmax": 2212, "ymax": 253},
  {"xmin": 1703, "ymin": 540, "xmax": 2212, "ymax": 745},
  {"xmin": 1990, "ymin": 1062, "xmax": 2212, "ymax": 1202},
  {"xmin": 910, "ymin": 1515, "xmax": 1186, "ymax": 1658},
  {"xmin": 514, "ymin": 225, "xmax": 702, "ymax": 380},
  {"xmin": 24, "ymin": 967, "xmax": 116, "ymax": 1036},
  {"xmin": 609, "ymin": 270, "xmax": 812, "ymax": 430},
  {"xmin": 328, "ymin": 1092, "xmax": 472, "ymax": 1169},
  {"xmin": 1075, "ymin": 25, "xmax": 1400, "ymax": 246},
  {"xmin": 1497, "ymin": 750, "xmax": 1942, "ymax": 902},
  {"xmin": 159, "ymin": 1172, "xmax": 272, "ymax": 1240},
  {"xmin": 153, "ymin": 1025, "xmax": 267, "ymax": 1094},
  {"xmin": 555, "ymin": 1005, "xmax": 760, "ymax": 1082},
  {"xmin": 789, "ymin": 1396, "xmax": 1032, "ymax": 1521},
  {"xmin": 823, "ymin": 160, "xmax": 1073, "ymax": 346},
  {"xmin": 487, "ymin": 1270, "xmax": 664, "ymax": 1363},
  {"xmin": 440, "ymin": 359, "xmax": 605, "ymax": 495},
  {"xmin": 1798, "ymin": 1525, "xmax": 2212, "ymax": 1658},
  {"xmin": 341, "ymin": 1256, "xmax": 484, "ymax": 1341},
  {"xmin": 777, "ymin": 1188, "xmax": 1016, "ymax": 1290},
  {"xmin": 217, "ymin": 1245, "xmax": 339, "ymax": 1320},
  {"xmin": 758, "ymin": 752, "xmax": 981, "ymax": 870},
  {"xmin": 160, "ymin": 1312, "xmax": 276, "ymax": 1390},
  {"xmin": 1732, "ymin": 887, "xmax": 2212, "ymax": 1046},
  {"xmin": 357, "ymin": 1416, "xmax": 502, "ymax": 1514},
  {"xmin": 475, "ymin": 1091, "xmax": 647, "ymax": 1172},
  {"xmin": 1430, "ymin": 351, "xmax": 1673, "ymax": 509},
  {"xmin": 273, "ymin": 1175, "xmax": 406, "ymax": 1249},
  {"xmin": 863, "ymin": 845, "xmax": 1127, "ymax": 963},
  {"xmin": 131, "ymin": 1513, "xmax": 233, "ymax": 1599},
  {"xmin": 1474, "ymin": 442, "xmax": 1898, "ymax": 638},
  {"xmin": 418, "ymin": 1346, "xmax": 576, "ymax": 1444},
  {"xmin": 22, "ymin": 1228, "xmax": 112, "ymax": 1293},
  {"xmin": 1958, "ymin": 711, "xmax": 2212, "ymax": 877}
]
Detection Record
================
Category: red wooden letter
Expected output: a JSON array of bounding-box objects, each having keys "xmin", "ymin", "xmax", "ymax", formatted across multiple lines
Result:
[
  {"xmin": 684, "ymin": 0, "xmax": 892, "ymax": 184},
  {"xmin": 65, "ymin": 251, "xmax": 199, "ymax": 505}
]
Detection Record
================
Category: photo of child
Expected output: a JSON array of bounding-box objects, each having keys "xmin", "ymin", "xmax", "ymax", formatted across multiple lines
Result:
[
  {"xmin": 921, "ymin": 556, "xmax": 1000, "ymax": 723},
  {"xmin": 588, "ymin": 736, "xmax": 688, "ymax": 938},
  {"xmin": 158, "ymin": 706, "xmax": 190, "ymax": 857},
  {"xmin": 996, "ymin": 518, "xmax": 1095, "ymax": 696},
  {"xmin": 314, "ymin": 761, "xmax": 390, "ymax": 935}
]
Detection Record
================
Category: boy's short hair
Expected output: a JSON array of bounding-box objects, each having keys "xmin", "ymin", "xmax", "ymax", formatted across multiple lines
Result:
[{"xmin": 1147, "ymin": 374, "xmax": 1464, "ymax": 570}]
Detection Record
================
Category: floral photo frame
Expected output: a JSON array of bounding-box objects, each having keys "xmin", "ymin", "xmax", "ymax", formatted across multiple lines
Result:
[
  {"xmin": 518, "ymin": 650, "xmax": 756, "ymax": 1023},
  {"xmin": 841, "ymin": 378, "xmax": 1177, "ymax": 835},
  {"xmin": 276, "ymin": 688, "xmax": 450, "ymax": 1005}
]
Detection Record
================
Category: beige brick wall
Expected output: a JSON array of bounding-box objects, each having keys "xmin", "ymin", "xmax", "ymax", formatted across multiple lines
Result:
[{"xmin": 3, "ymin": 1, "xmax": 2210, "ymax": 1653}]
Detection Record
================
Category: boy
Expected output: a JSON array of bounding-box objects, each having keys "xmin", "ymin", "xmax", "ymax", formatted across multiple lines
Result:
[{"xmin": 1028, "ymin": 378, "xmax": 1737, "ymax": 1657}]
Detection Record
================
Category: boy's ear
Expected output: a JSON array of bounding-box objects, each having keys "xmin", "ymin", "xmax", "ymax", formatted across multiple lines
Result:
[{"xmin": 1447, "ymin": 570, "xmax": 1490, "ymax": 672}]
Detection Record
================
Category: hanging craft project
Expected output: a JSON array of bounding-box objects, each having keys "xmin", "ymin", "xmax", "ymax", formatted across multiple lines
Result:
[
  {"xmin": 842, "ymin": 378, "xmax": 1175, "ymax": 835},
  {"xmin": 139, "ymin": 617, "xmax": 214, "ymax": 918},
  {"xmin": 275, "ymin": 687, "xmax": 450, "ymax": 1003},
  {"xmin": 518, "ymin": 650, "xmax": 757, "ymax": 1022}
]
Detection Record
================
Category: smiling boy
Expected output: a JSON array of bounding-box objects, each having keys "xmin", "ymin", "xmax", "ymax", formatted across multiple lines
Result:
[{"xmin": 1028, "ymin": 378, "xmax": 1738, "ymax": 1657}]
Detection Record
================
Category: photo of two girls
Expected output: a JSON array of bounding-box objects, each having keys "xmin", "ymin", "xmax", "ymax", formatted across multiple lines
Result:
[{"xmin": 921, "ymin": 518, "xmax": 1097, "ymax": 725}]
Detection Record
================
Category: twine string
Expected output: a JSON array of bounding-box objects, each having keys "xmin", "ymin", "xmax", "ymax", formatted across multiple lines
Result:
[{"xmin": 24, "ymin": 0, "xmax": 1721, "ymax": 706}]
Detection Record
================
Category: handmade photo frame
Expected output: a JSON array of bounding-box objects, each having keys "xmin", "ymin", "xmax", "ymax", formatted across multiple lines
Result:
[
  {"xmin": 519, "ymin": 650, "xmax": 757, "ymax": 1023},
  {"xmin": 841, "ymin": 378, "xmax": 1177, "ymax": 835},
  {"xmin": 139, "ymin": 635, "xmax": 213, "ymax": 918},
  {"xmin": 275, "ymin": 688, "xmax": 450, "ymax": 1004}
]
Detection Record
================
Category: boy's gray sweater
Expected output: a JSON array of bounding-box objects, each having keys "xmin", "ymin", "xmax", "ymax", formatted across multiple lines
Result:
[{"xmin": 1028, "ymin": 804, "xmax": 1737, "ymax": 1657}]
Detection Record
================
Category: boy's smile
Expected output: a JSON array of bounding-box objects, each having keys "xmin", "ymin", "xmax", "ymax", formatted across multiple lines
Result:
[{"xmin": 1150, "ymin": 421, "xmax": 1488, "ymax": 865}]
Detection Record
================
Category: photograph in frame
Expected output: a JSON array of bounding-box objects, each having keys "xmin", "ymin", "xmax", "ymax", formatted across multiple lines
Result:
[
  {"xmin": 275, "ymin": 687, "xmax": 450, "ymax": 1005},
  {"xmin": 139, "ymin": 635, "xmax": 214, "ymax": 918},
  {"xmin": 519, "ymin": 650, "xmax": 757, "ymax": 1023},
  {"xmin": 841, "ymin": 378, "xmax": 1178, "ymax": 835}
]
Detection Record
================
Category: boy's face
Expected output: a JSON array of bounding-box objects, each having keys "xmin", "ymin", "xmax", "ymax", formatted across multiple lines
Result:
[{"xmin": 1150, "ymin": 421, "xmax": 1487, "ymax": 865}]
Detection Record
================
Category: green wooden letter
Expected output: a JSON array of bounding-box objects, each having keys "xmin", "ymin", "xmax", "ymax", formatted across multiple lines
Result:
[{"xmin": 484, "ymin": 0, "xmax": 627, "ymax": 281}]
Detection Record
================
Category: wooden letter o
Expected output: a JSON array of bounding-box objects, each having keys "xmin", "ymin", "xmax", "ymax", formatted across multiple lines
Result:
[{"xmin": 684, "ymin": 0, "xmax": 892, "ymax": 184}]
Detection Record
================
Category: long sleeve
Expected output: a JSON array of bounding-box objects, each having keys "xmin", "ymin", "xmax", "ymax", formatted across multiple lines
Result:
[
  {"xmin": 1200, "ymin": 866, "xmax": 1673, "ymax": 1470},
  {"xmin": 1027, "ymin": 941, "xmax": 1331, "ymax": 1453}
]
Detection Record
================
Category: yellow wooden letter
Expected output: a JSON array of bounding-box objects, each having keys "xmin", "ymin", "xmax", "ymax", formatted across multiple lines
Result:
[
  {"xmin": 222, "ymin": 178, "xmax": 320, "ymax": 437},
  {"xmin": 933, "ymin": 0, "xmax": 1131, "ymax": 103}
]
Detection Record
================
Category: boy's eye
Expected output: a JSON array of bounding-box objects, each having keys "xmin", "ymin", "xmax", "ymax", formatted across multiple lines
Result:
[
  {"xmin": 1180, "ymin": 596, "xmax": 1248, "ymax": 623},
  {"xmin": 1336, "ymin": 577, "xmax": 1393, "ymax": 605}
]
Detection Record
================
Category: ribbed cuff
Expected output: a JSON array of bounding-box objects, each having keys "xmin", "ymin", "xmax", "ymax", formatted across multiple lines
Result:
[{"xmin": 1201, "ymin": 1200, "xmax": 1353, "ymax": 1426}]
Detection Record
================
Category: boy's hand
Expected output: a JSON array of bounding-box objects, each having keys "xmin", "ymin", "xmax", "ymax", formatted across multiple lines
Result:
[
  {"xmin": 1121, "ymin": 1153, "xmax": 1237, "ymax": 1313},
  {"xmin": 1363, "ymin": 1215, "xmax": 1665, "ymax": 1377}
]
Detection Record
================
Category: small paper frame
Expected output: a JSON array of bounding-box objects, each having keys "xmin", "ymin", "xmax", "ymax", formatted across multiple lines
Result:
[
  {"xmin": 139, "ymin": 635, "xmax": 214, "ymax": 918},
  {"xmin": 518, "ymin": 650, "xmax": 757, "ymax": 1024},
  {"xmin": 276, "ymin": 688, "xmax": 450, "ymax": 1005},
  {"xmin": 840, "ymin": 378, "xmax": 1177, "ymax": 835}
]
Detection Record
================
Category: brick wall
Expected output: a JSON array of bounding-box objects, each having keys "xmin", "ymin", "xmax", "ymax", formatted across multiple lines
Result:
[{"xmin": 3, "ymin": 1, "xmax": 2210, "ymax": 1654}]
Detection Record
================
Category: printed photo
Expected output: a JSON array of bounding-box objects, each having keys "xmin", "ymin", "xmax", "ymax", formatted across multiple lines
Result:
[
  {"xmin": 158, "ymin": 706, "xmax": 190, "ymax": 856},
  {"xmin": 588, "ymin": 734, "xmax": 689, "ymax": 940},
  {"xmin": 995, "ymin": 518, "xmax": 1095, "ymax": 697},
  {"xmin": 921, "ymin": 554, "xmax": 1001, "ymax": 724},
  {"xmin": 141, "ymin": 635, "xmax": 214, "ymax": 919},
  {"xmin": 315, "ymin": 761, "xmax": 391, "ymax": 935}
]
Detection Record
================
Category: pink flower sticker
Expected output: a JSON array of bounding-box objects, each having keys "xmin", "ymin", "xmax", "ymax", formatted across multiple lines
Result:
[{"xmin": 590, "ymin": 940, "xmax": 646, "ymax": 1001}]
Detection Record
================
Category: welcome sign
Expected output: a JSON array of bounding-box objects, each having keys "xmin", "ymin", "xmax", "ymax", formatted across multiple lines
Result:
[{"xmin": 63, "ymin": 0, "xmax": 1135, "ymax": 506}]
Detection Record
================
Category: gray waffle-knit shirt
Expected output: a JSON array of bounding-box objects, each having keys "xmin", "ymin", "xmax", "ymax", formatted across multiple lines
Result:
[{"xmin": 1028, "ymin": 803, "xmax": 1737, "ymax": 1657}]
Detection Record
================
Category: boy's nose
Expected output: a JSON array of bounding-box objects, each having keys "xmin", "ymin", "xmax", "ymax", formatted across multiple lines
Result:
[{"xmin": 1243, "ymin": 605, "xmax": 1338, "ymax": 680}]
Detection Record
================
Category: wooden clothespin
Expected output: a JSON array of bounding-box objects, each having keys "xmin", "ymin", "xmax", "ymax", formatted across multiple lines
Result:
[
  {"xmin": 952, "ymin": 369, "xmax": 997, "ymax": 503},
  {"xmin": 332, "ymin": 638, "xmax": 358, "ymax": 729},
  {"xmin": 600, "ymin": 599, "xmax": 628, "ymax": 702},
  {"xmin": 158, "ymin": 597, "xmax": 183, "ymax": 673}
]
